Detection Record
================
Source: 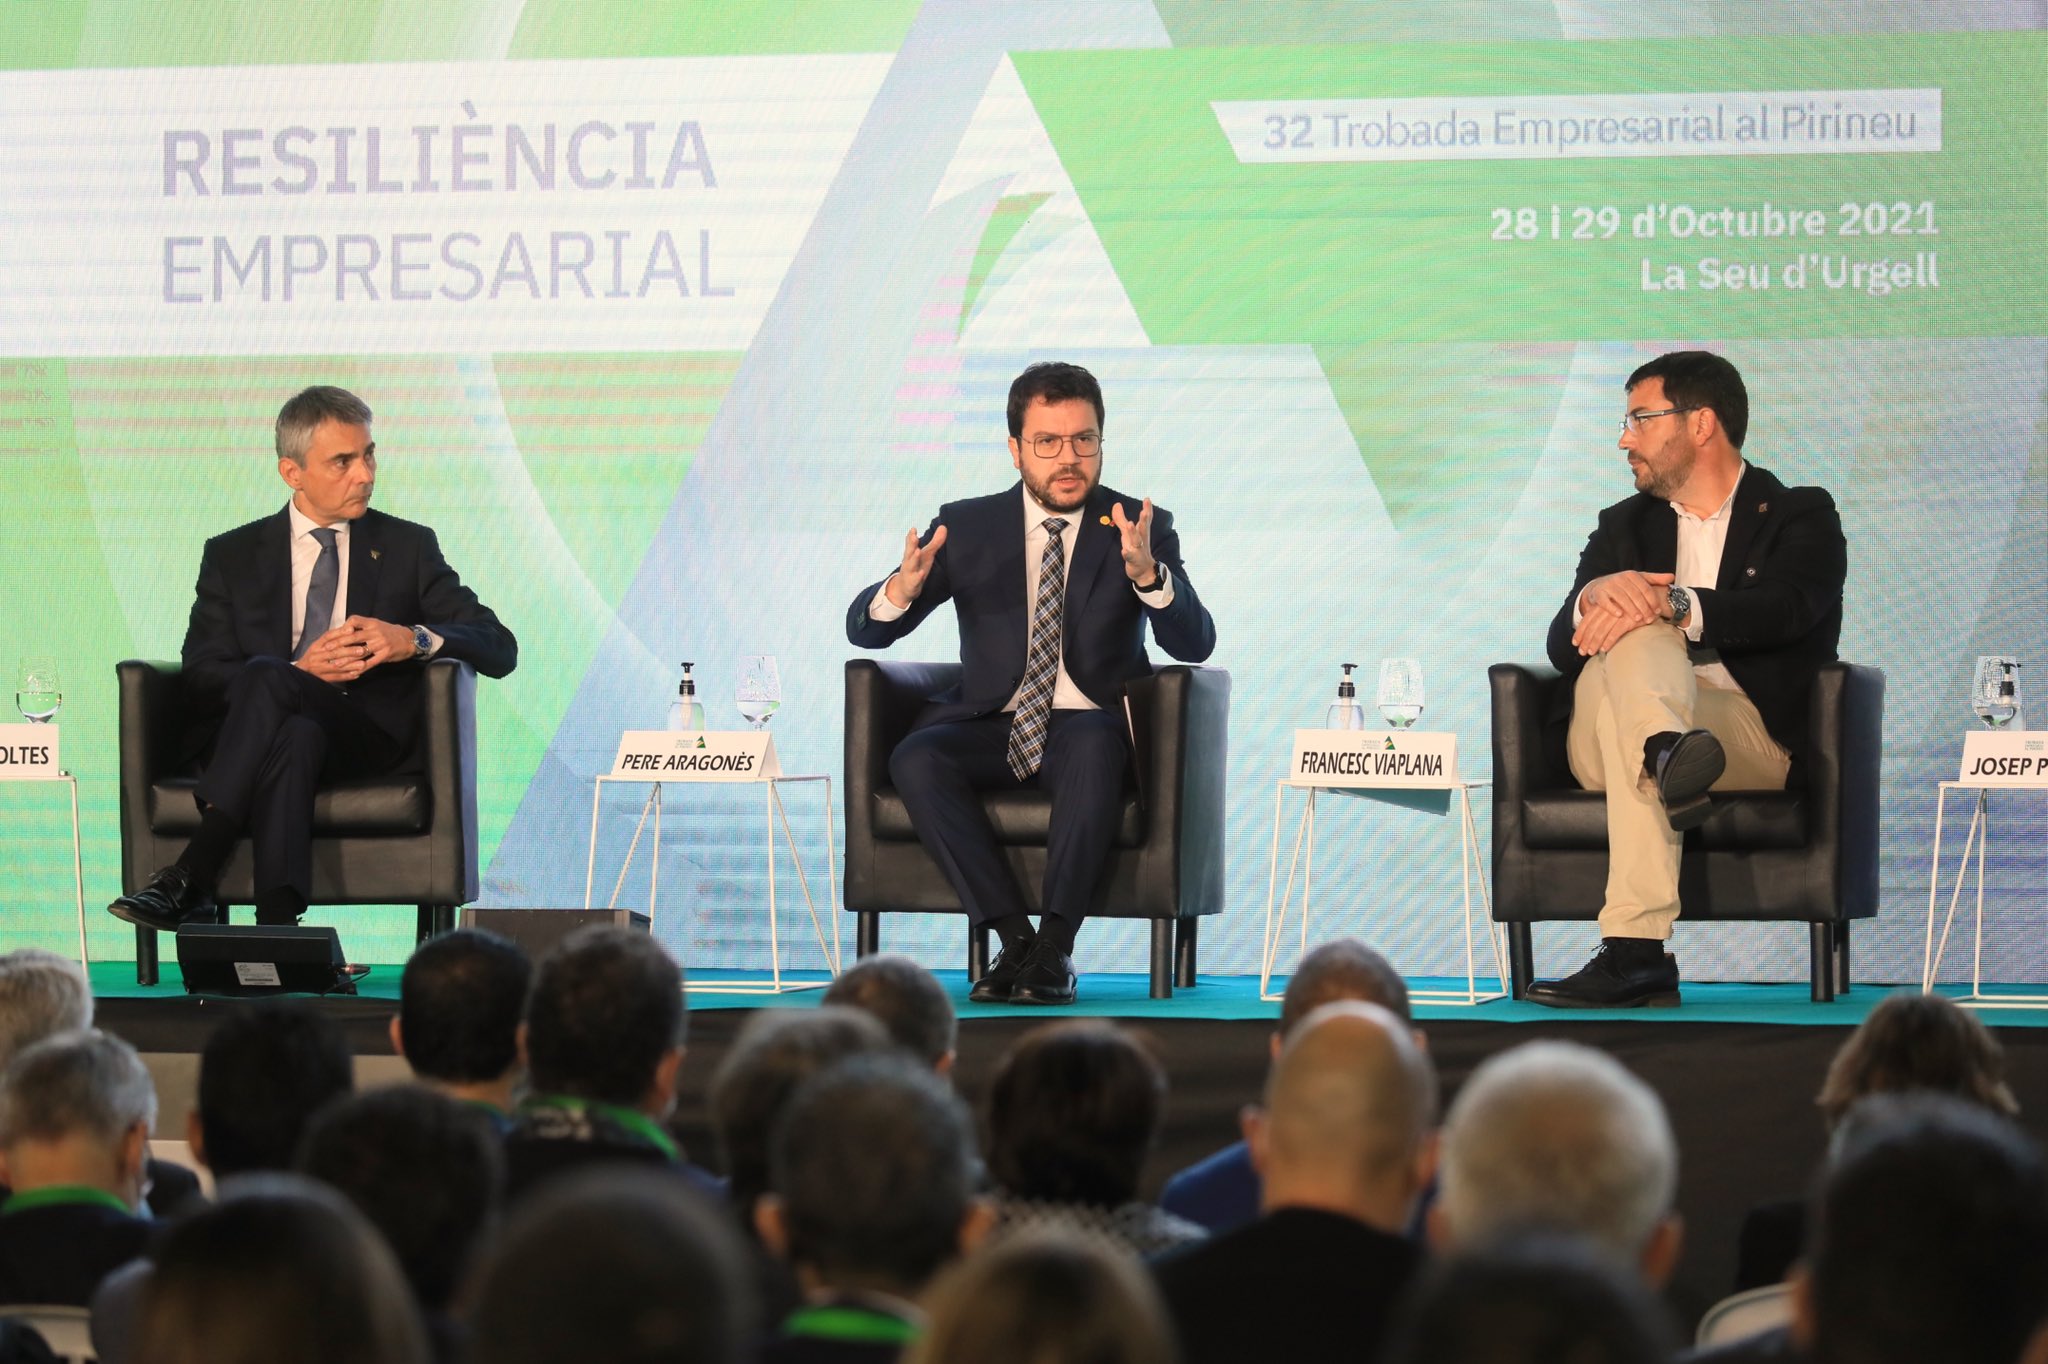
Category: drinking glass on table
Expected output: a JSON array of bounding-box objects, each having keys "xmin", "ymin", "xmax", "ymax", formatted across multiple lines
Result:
[
  {"xmin": 1972, "ymin": 655, "xmax": 2021, "ymax": 728},
  {"xmin": 737, "ymin": 655, "xmax": 781, "ymax": 729},
  {"xmin": 15, "ymin": 657, "xmax": 60, "ymax": 723},
  {"xmin": 1377, "ymin": 658, "xmax": 1423, "ymax": 729}
]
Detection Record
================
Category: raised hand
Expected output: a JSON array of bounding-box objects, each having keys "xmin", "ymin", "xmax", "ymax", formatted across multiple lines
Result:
[
  {"xmin": 884, "ymin": 524, "xmax": 948, "ymax": 609},
  {"xmin": 1110, "ymin": 498, "xmax": 1157, "ymax": 585}
]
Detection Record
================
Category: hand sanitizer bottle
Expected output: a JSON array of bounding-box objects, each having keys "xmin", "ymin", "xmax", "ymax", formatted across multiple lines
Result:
[
  {"xmin": 1326, "ymin": 663, "xmax": 1365, "ymax": 730},
  {"xmin": 667, "ymin": 662, "xmax": 706, "ymax": 731}
]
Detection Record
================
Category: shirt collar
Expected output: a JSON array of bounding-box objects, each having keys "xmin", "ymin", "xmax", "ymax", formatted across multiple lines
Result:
[
  {"xmin": 1671, "ymin": 461, "xmax": 1747, "ymax": 525},
  {"xmin": 287, "ymin": 500, "xmax": 350, "ymax": 542},
  {"xmin": 2, "ymin": 1184, "xmax": 135, "ymax": 1217}
]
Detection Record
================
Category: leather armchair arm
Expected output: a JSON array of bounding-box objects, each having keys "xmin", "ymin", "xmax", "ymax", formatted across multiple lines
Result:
[{"xmin": 417, "ymin": 659, "xmax": 479, "ymax": 903}]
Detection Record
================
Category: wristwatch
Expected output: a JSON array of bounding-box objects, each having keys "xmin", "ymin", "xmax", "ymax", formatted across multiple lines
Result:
[
  {"xmin": 1666, "ymin": 585, "xmax": 1692, "ymax": 627},
  {"xmin": 1135, "ymin": 568, "xmax": 1166, "ymax": 594},
  {"xmin": 411, "ymin": 624, "xmax": 432, "ymax": 660}
]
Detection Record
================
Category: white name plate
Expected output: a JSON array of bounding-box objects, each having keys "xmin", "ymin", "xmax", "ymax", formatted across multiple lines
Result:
[
  {"xmin": 1959, "ymin": 730, "xmax": 2048, "ymax": 787},
  {"xmin": 610, "ymin": 730, "xmax": 781, "ymax": 782},
  {"xmin": 1290, "ymin": 728, "xmax": 1457, "ymax": 788},
  {"xmin": 0, "ymin": 725, "xmax": 59, "ymax": 781}
]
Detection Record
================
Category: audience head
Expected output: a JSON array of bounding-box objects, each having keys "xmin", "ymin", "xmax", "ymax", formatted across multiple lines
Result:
[
  {"xmin": 758, "ymin": 1053, "xmax": 988, "ymax": 1298},
  {"xmin": 821, "ymin": 954, "xmax": 957, "ymax": 1072},
  {"xmin": 1817, "ymin": 990, "xmax": 2018, "ymax": 1130},
  {"xmin": 522, "ymin": 926, "xmax": 685, "ymax": 1113},
  {"xmin": 467, "ymin": 1167, "xmax": 754, "ymax": 1364},
  {"xmin": 709, "ymin": 1007, "xmax": 890, "ymax": 1217},
  {"xmin": 194, "ymin": 1000, "xmax": 353, "ymax": 1180},
  {"xmin": 1278, "ymin": 938, "xmax": 1412, "ymax": 1041},
  {"xmin": 985, "ymin": 1020, "xmax": 1165, "ymax": 1209},
  {"xmin": 908, "ymin": 1227, "xmax": 1174, "ymax": 1364},
  {"xmin": 296, "ymin": 1084, "xmax": 504, "ymax": 1312},
  {"xmin": 1434, "ymin": 1040, "xmax": 1681, "ymax": 1284},
  {"xmin": 1248, "ymin": 1001, "xmax": 1436, "ymax": 1228},
  {"xmin": 0, "ymin": 1029, "xmax": 156, "ymax": 1208},
  {"xmin": 1797, "ymin": 1092, "xmax": 2048, "ymax": 1364},
  {"xmin": 394, "ymin": 928, "xmax": 531, "ymax": 1094},
  {"xmin": 135, "ymin": 1173, "xmax": 429, "ymax": 1364},
  {"xmin": 1384, "ymin": 1231, "xmax": 1678, "ymax": 1364},
  {"xmin": 0, "ymin": 948, "xmax": 92, "ymax": 1069}
]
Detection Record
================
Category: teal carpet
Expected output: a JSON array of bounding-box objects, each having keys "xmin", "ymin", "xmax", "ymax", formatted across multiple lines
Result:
[{"xmin": 82, "ymin": 962, "xmax": 2048, "ymax": 1027}]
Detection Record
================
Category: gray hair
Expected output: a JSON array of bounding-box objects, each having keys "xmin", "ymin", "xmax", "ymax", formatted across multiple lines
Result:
[
  {"xmin": 1437, "ymin": 1041, "xmax": 1676, "ymax": 1263},
  {"xmin": 275, "ymin": 385, "xmax": 373, "ymax": 465},
  {"xmin": 0, "ymin": 1029, "xmax": 157, "ymax": 1148},
  {"xmin": 0, "ymin": 948, "xmax": 92, "ymax": 1070}
]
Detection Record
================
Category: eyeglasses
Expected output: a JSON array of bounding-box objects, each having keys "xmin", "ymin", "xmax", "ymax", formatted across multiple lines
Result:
[
  {"xmin": 1023, "ymin": 431, "xmax": 1103, "ymax": 460},
  {"xmin": 1619, "ymin": 406, "xmax": 1697, "ymax": 436}
]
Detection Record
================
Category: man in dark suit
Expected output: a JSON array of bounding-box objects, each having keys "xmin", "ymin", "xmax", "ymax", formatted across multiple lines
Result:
[
  {"xmin": 1152, "ymin": 1001, "xmax": 1434, "ymax": 1364},
  {"xmin": 108, "ymin": 385, "xmax": 516, "ymax": 930},
  {"xmin": 846, "ymin": 362, "xmax": 1216, "ymax": 1005},
  {"xmin": 1529, "ymin": 351, "xmax": 1846, "ymax": 1008}
]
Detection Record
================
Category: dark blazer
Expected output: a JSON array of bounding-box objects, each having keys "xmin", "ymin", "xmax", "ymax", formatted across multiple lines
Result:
[
  {"xmin": 1151, "ymin": 1207, "xmax": 1424, "ymax": 1364},
  {"xmin": 1545, "ymin": 464, "xmax": 1845, "ymax": 763},
  {"xmin": 845, "ymin": 483, "xmax": 1215, "ymax": 725},
  {"xmin": 180, "ymin": 506, "xmax": 517, "ymax": 755},
  {"xmin": 1159, "ymin": 1140, "xmax": 1261, "ymax": 1235},
  {"xmin": 0, "ymin": 1201, "xmax": 152, "ymax": 1307}
]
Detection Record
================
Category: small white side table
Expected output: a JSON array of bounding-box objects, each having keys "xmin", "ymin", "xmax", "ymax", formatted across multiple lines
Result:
[
  {"xmin": 1, "ymin": 772, "xmax": 87, "ymax": 965},
  {"xmin": 1259, "ymin": 778, "xmax": 1508, "ymax": 1005},
  {"xmin": 1921, "ymin": 781, "xmax": 2048, "ymax": 1009},
  {"xmin": 584, "ymin": 773, "xmax": 842, "ymax": 994}
]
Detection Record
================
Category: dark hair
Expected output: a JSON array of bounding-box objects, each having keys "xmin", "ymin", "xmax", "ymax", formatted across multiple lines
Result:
[
  {"xmin": 197, "ymin": 1001, "xmax": 353, "ymax": 1179},
  {"xmin": 296, "ymin": 1085, "xmax": 504, "ymax": 1311},
  {"xmin": 1625, "ymin": 351, "xmax": 1748, "ymax": 449},
  {"xmin": 906, "ymin": 1227, "xmax": 1175, "ymax": 1364},
  {"xmin": 821, "ymin": 955, "xmax": 956, "ymax": 1067},
  {"xmin": 770, "ymin": 1053, "xmax": 977, "ymax": 1292},
  {"xmin": 1007, "ymin": 362, "xmax": 1105, "ymax": 440},
  {"xmin": 1807, "ymin": 1093, "xmax": 2048, "ymax": 1364},
  {"xmin": 135, "ymin": 1174, "xmax": 428, "ymax": 1364},
  {"xmin": 1816, "ymin": 991, "xmax": 2018, "ymax": 1129},
  {"xmin": 524, "ymin": 926, "xmax": 684, "ymax": 1107},
  {"xmin": 467, "ymin": 1167, "xmax": 755, "ymax": 1364},
  {"xmin": 1383, "ymin": 1231, "xmax": 1677, "ymax": 1364},
  {"xmin": 275, "ymin": 386, "xmax": 374, "ymax": 465},
  {"xmin": 1279, "ymin": 938, "xmax": 1411, "ymax": 1035},
  {"xmin": 985, "ymin": 1021, "xmax": 1164, "ymax": 1207},
  {"xmin": 709, "ymin": 1008, "xmax": 890, "ymax": 1217},
  {"xmin": 398, "ymin": 929, "xmax": 531, "ymax": 1085}
]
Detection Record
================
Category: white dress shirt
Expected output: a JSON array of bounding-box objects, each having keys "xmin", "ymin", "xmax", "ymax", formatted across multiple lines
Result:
[{"xmin": 869, "ymin": 486, "xmax": 1176, "ymax": 712}]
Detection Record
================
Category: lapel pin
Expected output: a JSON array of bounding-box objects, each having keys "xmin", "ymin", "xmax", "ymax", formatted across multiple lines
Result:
[
  {"xmin": 1098, "ymin": 515, "xmax": 1111, "ymax": 526},
  {"xmin": 370, "ymin": 549, "xmax": 382, "ymax": 560},
  {"xmin": 1757, "ymin": 502, "xmax": 1768, "ymax": 514}
]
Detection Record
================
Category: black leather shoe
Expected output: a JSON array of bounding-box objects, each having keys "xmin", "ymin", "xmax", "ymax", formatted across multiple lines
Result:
[
  {"xmin": 969, "ymin": 939, "xmax": 1035, "ymax": 1004},
  {"xmin": 1644, "ymin": 729, "xmax": 1725, "ymax": 831},
  {"xmin": 107, "ymin": 865, "xmax": 215, "ymax": 934},
  {"xmin": 1010, "ymin": 939, "xmax": 1078, "ymax": 1006},
  {"xmin": 1524, "ymin": 938, "xmax": 1680, "ymax": 1009}
]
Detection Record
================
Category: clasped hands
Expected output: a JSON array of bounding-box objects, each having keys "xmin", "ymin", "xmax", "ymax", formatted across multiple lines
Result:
[
  {"xmin": 882, "ymin": 499, "xmax": 1160, "ymax": 610},
  {"xmin": 295, "ymin": 616, "xmax": 414, "ymax": 683},
  {"xmin": 1572, "ymin": 570, "xmax": 1679, "ymax": 657}
]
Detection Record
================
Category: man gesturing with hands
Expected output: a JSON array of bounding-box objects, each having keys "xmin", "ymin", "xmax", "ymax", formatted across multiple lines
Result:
[
  {"xmin": 110, "ymin": 386, "xmax": 516, "ymax": 933},
  {"xmin": 1528, "ymin": 351, "xmax": 1845, "ymax": 1008},
  {"xmin": 848, "ymin": 362, "xmax": 1216, "ymax": 1005}
]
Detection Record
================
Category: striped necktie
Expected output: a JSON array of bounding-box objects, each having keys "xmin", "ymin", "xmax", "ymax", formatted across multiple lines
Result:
[{"xmin": 1007, "ymin": 518, "xmax": 1069, "ymax": 780}]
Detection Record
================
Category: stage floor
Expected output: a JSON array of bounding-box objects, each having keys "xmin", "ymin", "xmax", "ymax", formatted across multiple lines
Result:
[{"xmin": 81, "ymin": 960, "xmax": 2048, "ymax": 1028}]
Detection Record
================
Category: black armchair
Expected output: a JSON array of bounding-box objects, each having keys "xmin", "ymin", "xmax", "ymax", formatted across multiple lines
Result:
[
  {"xmin": 116, "ymin": 659, "xmax": 481, "ymax": 986},
  {"xmin": 844, "ymin": 660, "xmax": 1230, "ymax": 999},
  {"xmin": 1490, "ymin": 661, "xmax": 1883, "ymax": 1003}
]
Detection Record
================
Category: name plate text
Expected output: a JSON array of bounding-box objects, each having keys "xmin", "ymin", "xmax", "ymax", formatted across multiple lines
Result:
[
  {"xmin": 1959, "ymin": 730, "xmax": 2048, "ymax": 787},
  {"xmin": 1290, "ymin": 729, "xmax": 1457, "ymax": 788},
  {"xmin": 610, "ymin": 730, "xmax": 781, "ymax": 782}
]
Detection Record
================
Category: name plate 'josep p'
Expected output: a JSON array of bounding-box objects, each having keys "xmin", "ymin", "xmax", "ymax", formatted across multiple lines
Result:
[{"xmin": 1959, "ymin": 731, "xmax": 2048, "ymax": 787}]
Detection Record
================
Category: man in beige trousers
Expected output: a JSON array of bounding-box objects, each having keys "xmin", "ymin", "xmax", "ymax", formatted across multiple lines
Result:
[{"xmin": 1529, "ymin": 351, "xmax": 1846, "ymax": 1008}]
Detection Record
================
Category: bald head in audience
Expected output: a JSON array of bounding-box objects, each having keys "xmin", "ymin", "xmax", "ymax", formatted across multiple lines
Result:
[
  {"xmin": 1247, "ymin": 1000, "xmax": 1436, "ymax": 1231},
  {"xmin": 1432, "ymin": 1040, "xmax": 1682, "ymax": 1286}
]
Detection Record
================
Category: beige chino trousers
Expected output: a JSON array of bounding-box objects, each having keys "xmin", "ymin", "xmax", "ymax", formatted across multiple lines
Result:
[{"xmin": 1566, "ymin": 624, "xmax": 1790, "ymax": 939}]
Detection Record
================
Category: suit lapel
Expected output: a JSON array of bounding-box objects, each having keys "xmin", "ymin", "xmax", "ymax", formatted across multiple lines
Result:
[
  {"xmin": 1060, "ymin": 490, "xmax": 1119, "ymax": 641},
  {"xmin": 263, "ymin": 508, "xmax": 295, "ymax": 656},
  {"xmin": 346, "ymin": 509, "xmax": 385, "ymax": 624},
  {"xmin": 1716, "ymin": 466, "xmax": 1775, "ymax": 591}
]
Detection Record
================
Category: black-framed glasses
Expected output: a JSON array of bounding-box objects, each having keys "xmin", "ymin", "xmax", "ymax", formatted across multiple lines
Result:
[
  {"xmin": 1024, "ymin": 431, "xmax": 1103, "ymax": 460},
  {"xmin": 1619, "ymin": 406, "xmax": 1696, "ymax": 436}
]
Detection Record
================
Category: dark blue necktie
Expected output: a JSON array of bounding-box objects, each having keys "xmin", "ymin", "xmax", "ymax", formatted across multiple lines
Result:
[{"xmin": 293, "ymin": 527, "xmax": 339, "ymax": 661}]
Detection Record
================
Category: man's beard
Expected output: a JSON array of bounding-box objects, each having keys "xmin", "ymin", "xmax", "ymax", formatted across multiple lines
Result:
[{"xmin": 1025, "ymin": 464, "xmax": 1096, "ymax": 512}]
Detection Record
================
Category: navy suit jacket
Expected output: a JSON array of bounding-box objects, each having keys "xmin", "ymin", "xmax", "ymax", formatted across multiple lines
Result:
[
  {"xmin": 845, "ymin": 483, "xmax": 1215, "ymax": 726},
  {"xmin": 180, "ymin": 506, "xmax": 517, "ymax": 755},
  {"xmin": 1545, "ymin": 464, "xmax": 1845, "ymax": 763}
]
